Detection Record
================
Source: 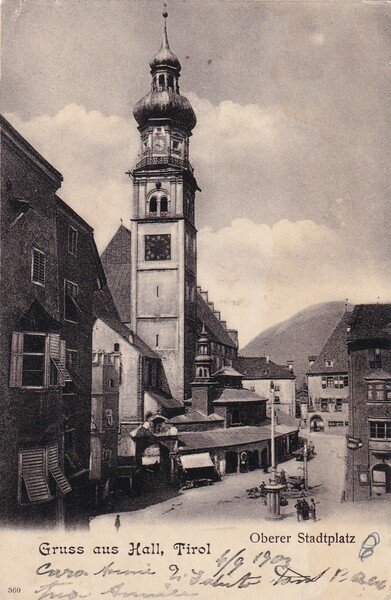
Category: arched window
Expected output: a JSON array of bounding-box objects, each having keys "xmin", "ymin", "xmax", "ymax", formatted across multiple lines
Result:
[
  {"xmin": 167, "ymin": 74, "xmax": 174, "ymax": 90},
  {"xmin": 160, "ymin": 197, "xmax": 168, "ymax": 213},
  {"xmin": 158, "ymin": 74, "xmax": 165, "ymax": 88},
  {"xmin": 197, "ymin": 367, "xmax": 203, "ymax": 378},
  {"xmin": 149, "ymin": 197, "xmax": 157, "ymax": 213},
  {"xmin": 153, "ymin": 77, "xmax": 157, "ymax": 91},
  {"xmin": 203, "ymin": 367, "xmax": 209, "ymax": 378},
  {"xmin": 114, "ymin": 343, "xmax": 120, "ymax": 352}
]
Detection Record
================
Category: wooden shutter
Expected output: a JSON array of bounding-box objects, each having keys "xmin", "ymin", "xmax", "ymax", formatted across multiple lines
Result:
[
  {"xmin": 21, "ymin": 448, "xmax": 51, "ymax": 503},
  {"xmin": 47, "ymin": 444, "xmax": 72, "ymax": 495},
  {"xmin": 9, "ymin": 332, "xmax": 24, "ymax": 387},
  {"xmin": 48, "ymin": 333, "xmax": 61, "ymax": 359}
]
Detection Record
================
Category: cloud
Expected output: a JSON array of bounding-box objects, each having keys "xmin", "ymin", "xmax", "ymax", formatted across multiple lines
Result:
[{"xmin": 5, "ymin": 97, "xmax": 390, "ymax": 346}]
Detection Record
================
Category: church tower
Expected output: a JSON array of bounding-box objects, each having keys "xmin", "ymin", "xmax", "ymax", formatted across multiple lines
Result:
[{"xmin": 130, "ymin": 13, "xmax": 200, "ymax": 402}]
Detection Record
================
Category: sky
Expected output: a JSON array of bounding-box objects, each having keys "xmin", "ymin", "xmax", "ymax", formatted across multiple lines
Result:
[{"xmin": 1, "ymin": 0, "xmax": 390, "ymax": 346}]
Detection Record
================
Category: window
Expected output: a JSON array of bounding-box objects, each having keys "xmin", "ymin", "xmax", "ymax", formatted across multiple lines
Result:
[
  {"xmin": 31, "ymin": 248, "xmax": 45, "ymax": 285},
  {"xmin": 369, "ymin": 348, "xmax": 382, "ymax": 369},
  {"xmin": 325, "ymin": 360, "xmax": 333, "ymax": 367},
  {"xmin": 335, "ymin": 398, "xmax": 343, "ymax": 412},
  {"xmin": 21, "ymin": 333, "xmax": 46, "ymax": 387},
  {"xmin": 343, "ymin": 376, "xmax": 349, "ymax": 387},
  {"xmin": 326, "ymin": 377, "xmax": 334, "ymax": 388},
  {"xmin": 66, "ymin": 350, "xmax": 78, "ymax": 372},
  {"xmin": 155, "ymin": 334, "xmax": 159, "ymax": 347},
  {"xmin": 102, "ymin": 449, "xmax": 112, "ymax": 462},
  {"xmin": 105, "ymin": 409, "xmax": 113, "ymax": 426},
  {"xmin": 369, "ymin": 421, "xmax": 391, "ymax": 439},
  {"xmin": 160, "ymin": 196, "xmax": 168, "ymax": 213},
  {"xmin": 107, "ymin": 379, "xmax": 115, "ymax": 388},
  {"xmin": 64, "ymin": 280, "xmax": 78, "ymax": 322},
  {"xmin": 158, "ymin": 74, "xmax": 165, "ymax": 87},
  {"xmin": 10, "ymin": 332, "xmax": 70, "ymax": 389},
  {"xmin": 231, "ymin": 409, "xmax": 240, "ymax": 425},
  {"xmin": 320, "ymin": 399, "xmax": 329, "ymax": 412},
  {"xmin": 149, "ymin": 197, "xmax": 158, "ymax": 213},
  {"xmin": 367, "ymin": 383, "xmax": 390, "ymax": 402},
  {"xmin": 167, "ymin": 74, "xmax": 174, "ymax": 90},
  {"xmin": 329, "ymin": 421, "xmax": 344, "ymax": 427},
  {"xmin": 68, "ymin": 226, "xmax": 78, "ymax": 255},
  {"xmin": 274, "ymin": 396, "xmax": 281, "ymax": 404},
  {"xmin": 114, "ymin": 343, "xmax": 120, "ymax": 352}
]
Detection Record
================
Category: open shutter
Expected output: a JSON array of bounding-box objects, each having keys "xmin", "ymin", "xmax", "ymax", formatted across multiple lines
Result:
[
  {"xmin": 49, "ymin": 337, "xmax": 72, "ymax": 385},
  {"xmin": 48, "ymin": 333, "xmax": 61, "ymax": 359},
  {"xmin": 321, "ymin": 376, "xmax": 326, "ymax": 389},
  {"xmin": 47, "ymin": 444, "xmax": 71, "ymax": 495},
  {"xmin": 10, "ymin": 332, "xmax": 24, "ymax": 387},
  {"xmin": 21, "ymin": 448, "xmax": 51, "ymax": 503}
]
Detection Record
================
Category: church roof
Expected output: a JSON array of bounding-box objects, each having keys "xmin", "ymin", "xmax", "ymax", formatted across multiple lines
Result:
[
  {"xmin": 234, "ymin": 357, "xmax": 295, "ymax": 380},
  {"xmin": 149, "ymin": 13, "xmax": 181, "ymax": 72},
  {"xmin": 307, "ymin": 314, "xmax": 351, "ymax": 375}
]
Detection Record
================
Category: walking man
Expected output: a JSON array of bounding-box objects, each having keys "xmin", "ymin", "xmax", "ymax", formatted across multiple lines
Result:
[
  {"xmin": 294, "ymin": 499, "xmax": 302, "ymax": 522},
  {"xmin": 115, "ymin": 514, "xmax": 121, "ymax": 532},
  {"xmin": 310, "ymin": 498, "xmax": 317, "ymax": 522}
]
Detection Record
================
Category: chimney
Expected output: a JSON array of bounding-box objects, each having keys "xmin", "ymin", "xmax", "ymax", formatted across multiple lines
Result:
[
  {"xmin": 208, "ymin": 301, "xmax": 215, "ymax": 312},
  {"xmin": 266, "ymin": 355, "xmax": 270, "ymax": 364},
  {"xmin": 287, "ymin": 360, "xmax": 294, "ymax": 372},
  {"xmin": 220, "ymin": 320, "xmax": 227, "ymax": 330},
  {"xmin": 308, "ymin": 355, "xmax": 317, "ymax": 366},
  {"xmin": 214, "ymin": 310, "xmax": 221, "ymax": 321},
  {"xmin": 201, "ymin": 290, "xmax": 208, "ymax": 303}
]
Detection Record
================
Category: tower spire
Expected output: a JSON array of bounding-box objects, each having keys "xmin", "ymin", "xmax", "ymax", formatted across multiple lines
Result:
[{"xmin": 162, "ymin": 11, "xmax": 169, "ymax": 51}]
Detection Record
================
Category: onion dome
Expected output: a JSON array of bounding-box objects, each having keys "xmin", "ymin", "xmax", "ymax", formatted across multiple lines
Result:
[
  {"xmin": 133, "ymin": 13, "xmax": 197, "ymax": 131},
  {"xmin": 133, "ymin": 90, "xmax": 196, "ymax": 130},
  {"xmin": 149, "ymin": 12, "xmax": 181, "ymax": 72}
]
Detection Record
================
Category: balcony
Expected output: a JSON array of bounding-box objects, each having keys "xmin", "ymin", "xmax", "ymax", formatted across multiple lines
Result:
[{"xmin": 135, "ymin": 154, "xmax": 194, "ymax": 174}]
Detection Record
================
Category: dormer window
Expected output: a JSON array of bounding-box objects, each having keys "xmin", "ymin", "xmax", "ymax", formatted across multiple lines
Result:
[{"xmin": 325, "ymin": 360, "xmax": 333, "ymax": 367}]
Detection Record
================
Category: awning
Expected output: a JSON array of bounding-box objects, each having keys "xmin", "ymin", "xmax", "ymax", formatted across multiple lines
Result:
[
  {"xmin": 180, "ymin": 453, "xmax": 215, "ymax": 470},
  {"xmin": 48, "ymin": 444, "xmax": 72, "ymax": 495},
  {"xmin": 21, "ymin": 448, "xmax": 51, "ymax": 503}
]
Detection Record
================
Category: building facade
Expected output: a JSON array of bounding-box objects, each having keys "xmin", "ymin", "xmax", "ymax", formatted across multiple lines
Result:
[
  {"xmin": 234, "ymin": 356, "xmax": 296, "ymax": 418},
  {"xmin": 345, "ymin": 304, "xmax": 391, "ymax": 501},
  {"xmin": 305, "ymin": 314, "xmax": 350, "ymax": 433},
  {"xmin": 0, "ymin": 115, "xmax": 104, "ymax": 527}
]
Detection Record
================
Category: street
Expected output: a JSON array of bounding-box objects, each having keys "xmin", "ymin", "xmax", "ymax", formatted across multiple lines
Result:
[{"xmin": 91, "ymin": 432, "xmax": 390, "ymax": 532}]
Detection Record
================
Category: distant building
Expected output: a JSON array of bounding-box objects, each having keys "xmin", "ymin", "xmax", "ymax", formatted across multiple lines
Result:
[
  {"xmin": 90, "ymin": 349, "xmax": 121, "ymax": 506},
  {"xmin": 0, "ymin": 115, "xmax": 104, "ymax": 527},
  {"xmin": 234, "ymin": 356, "xmax": 296, "ymax": 418},
  {"xmin": 345, "ymin": 304, "xmax": 391, "ymax": 501},
  {"xmin": 305, "ymin": 314, "xmax": 350, "ymax": 433}
]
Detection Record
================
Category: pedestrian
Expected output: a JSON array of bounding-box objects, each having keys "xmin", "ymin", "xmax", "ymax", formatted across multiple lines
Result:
[
  {"xmin": 294, "ymin": 499, "xmax": 302, "ymax": 522},
  {"xmin": 310, "ymin": 498, "xmax": 317, "ymax": 521},
  {"xmin": 114, "ymin": 514, "xmax": 121, "ymax": 532},
  {"xmin": 301, "ymin": 498, "xmax": 310, "ymax": 520},
  {"xmin": 280, "ymin": 469, "xmax": 287, "ymax": 486}
]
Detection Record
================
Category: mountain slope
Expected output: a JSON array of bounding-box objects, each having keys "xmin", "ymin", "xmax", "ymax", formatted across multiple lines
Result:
[{"xmin": 240, "ymin": 302, "xmax": 353, "ymax": 385}]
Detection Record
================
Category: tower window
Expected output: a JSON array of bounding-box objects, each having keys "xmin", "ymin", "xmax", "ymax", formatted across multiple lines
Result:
[
  {"xmin": 156, "ymin": 334, "xmax": 159, "ymax": 347},
  {"xmin": 114, "ymin": 343, "xmax": 120, "ymax": 352},
  {"xmin": 149, "ymin": 197, "xmax": 158, "ymax": 213},
  {"xmin": 160, "ymin": 197, "xmax": 168, "ymax": 213},
  {"xmin": 167, "ymin": 74, "xmax": 174, "ymax": 90},
  {"xmin": 158, "ymin": 74, "xmax": 165, "ymax": 88}
]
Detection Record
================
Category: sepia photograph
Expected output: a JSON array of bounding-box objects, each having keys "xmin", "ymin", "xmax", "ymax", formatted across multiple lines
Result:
[{"xmin": 0, "ymin": 0, "xmax": 390, "ymax": 597}]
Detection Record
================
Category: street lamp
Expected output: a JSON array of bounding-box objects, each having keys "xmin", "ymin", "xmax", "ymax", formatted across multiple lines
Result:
[{"xmin": 265, "ymin": 380, "xmax": 284, "ymax": 519}]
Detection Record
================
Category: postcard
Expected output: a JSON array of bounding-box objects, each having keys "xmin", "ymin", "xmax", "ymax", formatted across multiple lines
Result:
[{"xmin": 0, "ymin": 1, "xmax": 390, "ymax": 598}]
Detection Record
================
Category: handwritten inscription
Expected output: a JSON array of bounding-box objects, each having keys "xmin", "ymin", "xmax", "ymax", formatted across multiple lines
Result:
[{"xmin": 359, "ymin": 532, "xmax": 380, "ymax": 562}]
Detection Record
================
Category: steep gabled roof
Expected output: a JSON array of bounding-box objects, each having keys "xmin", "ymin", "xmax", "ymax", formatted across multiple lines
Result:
[
  {"xmin": 307, "ymin": 313, "xmax": 351, "ymax": 375},
  {"xmin": 234, "ymin": 356, "xmax": 295, "ymax": 380},
  {"xmin": 348, "ymin": 304, "xmax": 391, "ymax": 341},
  {"xmin": 197, "ymin": 291, "xmax": 237, "ymax": 349},
  {"xmin": 213, "ymin": 387, "xmax": 267, "ymax": 404},
  {"xmin": 100, "ymin": 225, "xmax": 132, "ymax": 323}
]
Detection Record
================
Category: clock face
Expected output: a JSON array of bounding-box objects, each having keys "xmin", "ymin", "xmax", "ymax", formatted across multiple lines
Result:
[
  {"xmin": 153, "ymin": 137, "xmax": 166, "ymax": 152},
  {"xmin": 145, "ymin": 234, "xmax": 171, "ymax": 261}
]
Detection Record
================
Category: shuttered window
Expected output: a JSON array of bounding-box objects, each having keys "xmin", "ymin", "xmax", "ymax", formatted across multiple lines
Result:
[
  {"xmin": 31, "ymin": 248, "xmax": 45, "ymax": 285},
  {"xmin": 68, "ymin": 226, "xmax": 78, "ymax": 256},
  {"xmin": 47, "ymin": 444, "xmax": 71, "ymax": 495},
  {"xmin": 19, "ymin": 448, "xmax": 51, "ymax": 504}
]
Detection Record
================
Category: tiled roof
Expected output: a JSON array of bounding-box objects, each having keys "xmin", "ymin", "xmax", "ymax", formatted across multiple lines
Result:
[
  {"xmin": 145, "ymin": 388, "xmax": 183, "ymax": 409},
  {"xmin": 234, "ymin": 357, "xmax": 295, "ymax": 380},
  {"xmin": 197, "ymin": 292, "xmax": 237, "ymax": 349},
  {"xmin": 100, "ymin": 225, "xmax": 132, "ymax": 323},
  {"xmin": 214, "ymin": 366, "xmax": 243, "ymax": 377},
  {"xmin": 348, "ymin": 304, "xmax": 391, "ymax": 341},
  {"xmin": 307, "ymin": 313, "xmax": 351, "ymax": 374},
  {"xmin": 363, "ymin": 369, "xmax": 391, "ymax": 381},
  {"xmin": 167, "ymin": 410, "xmax": 224, "ymax": 424},
  {"xmin": 178, "ymin": 423, "xmax": 298, "ymax": 451},
  {"xmin": 93, "ymin": 286, "xmax": 158, "ymax": 359},
  {"xmin": 213, "ymin": 387, "xmax": 267, "ymax": 404}
]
